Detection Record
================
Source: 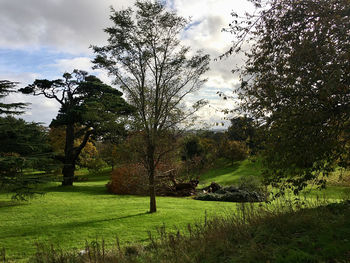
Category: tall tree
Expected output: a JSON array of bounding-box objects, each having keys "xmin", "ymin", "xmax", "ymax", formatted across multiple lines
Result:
[
  {"xmin": 225, "ymin": 0, "xmax": 350, "ymax": 192},
  {"xmin": 92, "ymin": 0, "xmax": 210, "ymax": 212},
  {"xmin": 21, "ymin": 70, "xmax": 133, "ymax": 186}
]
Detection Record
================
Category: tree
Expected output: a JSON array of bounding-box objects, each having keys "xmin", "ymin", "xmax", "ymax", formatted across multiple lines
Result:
[
  {"xmin": 49, "ymin": 126, "xmax": 98, "ymax": 168},
  {"xmin": 0, "ymin": 80, "xmax": 27, "ymax": 115},
  {"xmin": 181, "ymin": 136, "xmax": 203, "ymax": 161},
  {"xmin": 0, "ymin": 81, "xmax": 55, "ymax": 199},
  {"xmin": 225, "ymin": 0, "xmax": 350, "ymax": 192},
  {"xmin": 221, "ymin": 140, "xmax": 248, "ymax": 165},
  {"xmin": 96, "ymin": 141, "xmax": 119, "ymax": 170},
  {"xmin": 0, "ymin": 117, "xmax": 55, "ymax": 199},
  {"xmin": 227, "ymin": 116, "xmax": 257, "ymax": 151},
  {"xmin": 21, "ymin": 70, "xmax": 133, "ymax": 186},
  {"xmin": 92, "ymin": 0, "xmax": 210, "ymax": 212}
]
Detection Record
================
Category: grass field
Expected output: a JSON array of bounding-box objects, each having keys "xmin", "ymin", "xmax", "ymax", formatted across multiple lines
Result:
[
  {"xmin": 0, "ymin": 171, "xmax": 238, "ymax": 262},
  {"xmin": 198, "ymin": 158, "xmax": 262, "ymax": 186},
  {"xmin": 1, "ymin": 160, "xmax": 349, "ymax": 262}
]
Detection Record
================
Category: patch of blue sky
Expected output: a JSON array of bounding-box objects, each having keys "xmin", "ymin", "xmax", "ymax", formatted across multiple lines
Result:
[
  {"xmin": 181, "ymin": 20, "xmax": 202, "ymax": 40},
  {"xmin": 162, "ymin": 0, "xmax": 175, "ymax": 10},
  {"xmin": 0, "ymin": 47, "xmax": 87, "ymax": 79},
  {"xmin": 184, "ymin": 20, "xmax": 201, "ymax": 31}
]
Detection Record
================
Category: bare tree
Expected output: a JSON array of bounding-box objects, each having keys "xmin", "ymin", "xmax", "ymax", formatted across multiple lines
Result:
[{"xmin": 92, "ymin": 0, "xmax": 210, "ymax": 212}]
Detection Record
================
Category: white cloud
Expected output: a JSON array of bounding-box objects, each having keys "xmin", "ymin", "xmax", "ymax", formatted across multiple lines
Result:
[{"xmin": 53, "ymin": 57, "xmax": 94, "ymax": 72}]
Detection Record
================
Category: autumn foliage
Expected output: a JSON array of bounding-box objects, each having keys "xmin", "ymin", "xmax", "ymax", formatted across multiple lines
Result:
[{"xmin": 106, "ymin": 164, "xmax": 147, "ymax": 195}]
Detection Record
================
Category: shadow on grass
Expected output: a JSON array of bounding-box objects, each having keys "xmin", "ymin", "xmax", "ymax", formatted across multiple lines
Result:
[
  {"xmin": 44, "ymin": 185, "xmax": 108, "ymax": 196},
  {"xmin": 0, "ymin": 200, "xmax": 28, "ymax": 208},
  {"xmin": 0, "ymin": 212, "xmax": 150, "ymax": 239}
]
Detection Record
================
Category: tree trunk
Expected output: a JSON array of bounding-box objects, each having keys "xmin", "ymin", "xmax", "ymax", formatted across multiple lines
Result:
[
  {"xmin": 149, "ymin": 168, "xmax": 157, "ymax": 213},
  {"xmin": 62, "ymin": 163, "xmax": 75, "ymax": 186},
  {"xmin": 62, "ymin": 124, "xmax": 75, "ymax": 186},
  {"xmin": 147, "ymin": 143, "xmax": 157, "ymax": 213}
]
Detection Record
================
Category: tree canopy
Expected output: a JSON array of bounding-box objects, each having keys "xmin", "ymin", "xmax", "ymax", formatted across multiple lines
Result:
[
  {"xmin": 21, "ymin": 70, "xmax": 134, "ymax": 186},
  {"xmin": 226, "ymin": 0, "xmax": 350, "ymax": 192},
  {"xmin": 92, "ymin": 0, "xmax": 210, "ymax": 212}
]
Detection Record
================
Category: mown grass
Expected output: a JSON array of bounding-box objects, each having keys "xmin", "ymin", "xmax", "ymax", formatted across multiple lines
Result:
[
  {"xmin": 0, "ymin": 170, "xmax": 238, "ymax": 262},
  {"xmin": 1, "ymin": 161, "xmax": 349, "ymax": 262},
  {"xmin": 199, "ymin": 158, "xmax": 262, "ymax": 186}
]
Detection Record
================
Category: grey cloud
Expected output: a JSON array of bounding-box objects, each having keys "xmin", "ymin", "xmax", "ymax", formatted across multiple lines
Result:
[{"xmin": 0, "ymin": 0, "xmax": 135, "ymax": 53}]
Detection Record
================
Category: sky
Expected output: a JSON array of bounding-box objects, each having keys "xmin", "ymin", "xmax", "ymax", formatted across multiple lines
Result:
[{"xmin": 0, "ymin": 0, "xmax": 254, "ymax": 128}]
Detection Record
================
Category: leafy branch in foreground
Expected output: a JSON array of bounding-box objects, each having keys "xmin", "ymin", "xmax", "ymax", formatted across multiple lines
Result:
[{"xmin": 225, "ymin": 0, "xmax": 350, "ymax": 193}]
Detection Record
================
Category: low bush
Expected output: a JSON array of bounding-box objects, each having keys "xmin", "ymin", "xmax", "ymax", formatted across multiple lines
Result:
[
  {"xmin": 106, "ymin": 162, "xmax": 197, "ymax": 196},
  {"xmin": 87, "ymin": 158, "xmax": 107, "ymax": 176},
  {"xmin": 196, "ymin": 176, "xmax": 269, "ymax": 203},
  {"xmin": 106, "ymin": 164, "xmax": 147, "ymax": 195}
]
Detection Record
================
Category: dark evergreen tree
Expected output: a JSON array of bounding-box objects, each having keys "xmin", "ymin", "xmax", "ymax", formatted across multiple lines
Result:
[
  {"xmin": 0, "ymin": 116, "xmax": 55, "ymax": 199},
  {"xmin": 21, "ymin": 70, "xmax": 134, "ymax": 186},
  {"xmin": 0, "ymin": 80, "xmax": 27, "ymax": 115},
  {"xmin": 0, "ymin": 81, "xmax": 55, "ymax": 199}
]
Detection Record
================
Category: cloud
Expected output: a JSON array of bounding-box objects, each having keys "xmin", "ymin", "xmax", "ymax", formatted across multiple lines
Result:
[
  {"xmin": 0, "ymin": 0, "xmax": 136, "ymax": 54},
  {"xmin": 53, "ymin": 57, "xmax": 93, "ymax": 72}
]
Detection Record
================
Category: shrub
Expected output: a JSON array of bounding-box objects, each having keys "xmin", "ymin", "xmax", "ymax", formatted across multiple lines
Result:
[
  {"xmin": 238, "ymin": 175, "xmax": 269, "ymax": 200},
  {"xmin": 87, "ymin": 158, "xmax": 107, "ymax": 175},
  {"xmin": 106, "ymin": 164, "xmax": 147, "ymax": 195},
  {"xmin": 106, "ymin": 162, "xmax": 193, "ymax": 196}
]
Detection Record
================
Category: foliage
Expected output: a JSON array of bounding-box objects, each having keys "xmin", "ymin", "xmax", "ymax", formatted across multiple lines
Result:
[
  {"xmin": 96, "ymin": 141, "xmax": 119, "ymax": 170},
  {"xmin": 220, "ymin": 140, "xmax": 249, "ymax": 165},
  {"xmin": 179, "ymin": 134, "xmax": 220, "ymax": 178},
  {"xmin": 0, "ymin": 116, "xmax": 55, "ymax": 199},
  {"xmin": 106, "ymin": 158, "xmax": 183, "ymax": 196},
  {"xmin": 225, "ymin": 0, "xmax": 350, "ymax": 192},
  {"xmin": 49, "ymin": 126, "xmax": 98, "ymax": 168},
  {"xmin": 86, "ymin": 158, "xmax": 107, "ymax": 175},
  {"xmin": 0, "ymin": 80, "xmax": 27, "ymax": 115},
  {"xmin": 181, "ymin": 136, "xmax": 203, "ymax": 161},
  {"xmin": 92, "ymin": 0, "xmax": 210, "ymax": 212},
  {"xmin": 106, "ymin": 163, "xmax": 147, "ymax": 195},
  {"xmin": 227, "ymin": 116, "xmax": 260, "ymax": 152},
  {"xmin": 21, "ymin": 70, "xmax": 133, "ymax": 186},
  {"xmin": 237, "ymin": 174, "xmax": 264, "ymax": 193}
]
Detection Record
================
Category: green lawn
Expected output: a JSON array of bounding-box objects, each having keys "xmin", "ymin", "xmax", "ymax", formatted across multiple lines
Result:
[
  {"xmin": 0, "ymin": 173, "xmax": 238, "ymax": 262},
  {"xmin": 1, "ymin": 161, "xmax": 349, "ymax": 262},
  {"xmin": 199, "ymin": 158, "xmax": 262, "ymax": 186},
  {"xmin": 200, "ymin": 158, "xmax": 350, "ymax": 200}
]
